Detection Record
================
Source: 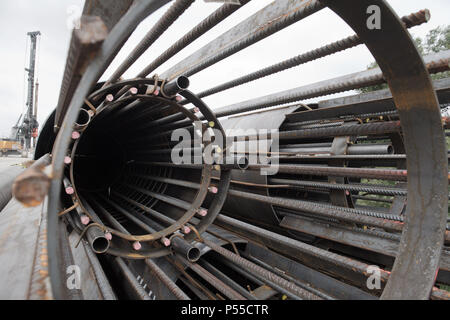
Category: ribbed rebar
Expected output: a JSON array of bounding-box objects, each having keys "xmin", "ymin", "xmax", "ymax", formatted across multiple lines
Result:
[
  {"xmin": 234, "ymin": 120, "xmax": 402, "ymax": 142},
  {"xmin": 200, "ymin": 260, "xmax": 257, "ymax": 300},
  {"xmin": 177, "ymin": 255, "xmax": 246, "ymax": 300},
  {"xmin": 268, "ymin": 178, "xmax": 407, "ymax": 196},
  {"xmin": 81, "ymin": 240, "xmax": 117, "ymax": 300},
  {"xmin": 216, "ymin": 71, "xmax": 384, "ymax": 117},
  {"xmin": 195, "ymin": 9, "xmax": 430, "ymax": 99},
  {"xmin": 203, "ymin": 239, "xmax": 322, "ymax": 300},
  {"xmin": 215, "ymin": 255, "xmax": 305, "ymax": 300},
  {"xmin": 173, "ymin": 0, "xmax": 324, "ymax": 79},
  {"xmin": 213, "ymin": 51, "xmax": 449, "ymax": 117},
  {"xmin": 346, "ymin": 225, "xmax": 401, "ymax": 242},
  {"xmin": 281, "ymin": 110, "xmax": 399, "ymax": 129},
  {"xmin": 138, "ymin": 0, "xmax": 250, "ymax": 77},
  {"xmin": 115, "ymin": 257, "xmax": 151, "ymax": 300},
  {"xmin": 227, "ymin": 189, "xmax": 404, "ymax": 229},
  {"xmin": 196, "ymin": 34, "xmax": 361, "ymax": 98},
  {"xmin": 145, "ymin": 258, "xmax": 190, "ymax": 300},
  {"xmin": 250, "ymin": 164, "xmax": 408, "ymax": 182},
  {"xmin": 214, "ymin": 214, "xmax": 391, "ymax": 281},
  {"xmin": 112, "ymin": 190, "xmax": 185, "ymax": 228},
  {"xmin": 401, "ymin": 9, "xmax": 430, "ymax": 28},
  {"xmin": 108, "ymin": 0, "xmax": 195, "ymax": 82},
  {"xmin": 242, "ymin": 254, "xmax": 335, "ymax": 300}
]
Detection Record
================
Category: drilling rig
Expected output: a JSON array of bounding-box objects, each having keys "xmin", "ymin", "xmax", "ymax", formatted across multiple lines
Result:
[
  {"xmin": 4, "ymin": 31, "xmax": 41, "ymax": 156},
  {"xmin": 22, "ymin": 31, "xmax": 41, "ymax": 150}
]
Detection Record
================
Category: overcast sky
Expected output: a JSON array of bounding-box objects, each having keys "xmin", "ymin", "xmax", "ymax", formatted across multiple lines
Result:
[{"xmin": 0, "ymin": 0, "xmax": 449, "ymax": 138}]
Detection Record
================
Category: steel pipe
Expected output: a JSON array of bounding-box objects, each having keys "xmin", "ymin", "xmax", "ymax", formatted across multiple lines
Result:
[
  {"xmin": 171, "ymin": 236, "xmax": 201, "ymax": 263},
  {"xmin": 161, "ymin": 76, "xmax": 190, "ymax": 98},
  {"xmin": 85, "ymin": 225, "xmax": 110, "ymax": 254}
]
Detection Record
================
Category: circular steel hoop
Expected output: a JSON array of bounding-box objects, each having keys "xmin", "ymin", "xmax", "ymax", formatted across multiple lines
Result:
[
  {"xmin": 68, "ymin": 95, "xmax": 212, "ymax": 242},
  {"xmin": 46, "ymin": 0, "xmax": 174, "ymax": 299},
  {"xmin": 323, "ymin": 0, "xmax": 448, "ymax": 299}
]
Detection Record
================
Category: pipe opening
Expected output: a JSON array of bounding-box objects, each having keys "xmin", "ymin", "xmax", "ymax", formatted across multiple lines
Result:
[
  {"xmin": 386, "ymin": 145, "xmax": 394, "ymax": 155},
  {"xmin": 187, "ymin": 247, "xmax": 201, "ymax": 262},
  {"xmin": 91, "ymin": 236, "xmax": 110, "ymax": 254},
  {"xmin": 72, "ymin": 126, "xmax": 126, "ymax": 192},
  {"xmin": 75, "ymin": 108, "xmax": 91, "ymax": 128},
  {"xmin": 176, "ymin": 76, "xmax": 190, "ymax": 90},
  {"xmin": 237, "ymin": 156, "xmax": 249, "ymax": 170}
]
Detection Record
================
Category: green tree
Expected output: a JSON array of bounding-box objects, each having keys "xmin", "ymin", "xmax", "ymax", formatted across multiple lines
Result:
[
  {"xmin": 359, "ymin": 25, "xmax": 450, "ymax": 94},
  {"xmin": 425, "ymin": 25, "xmax": 450, "ymax": 53}
]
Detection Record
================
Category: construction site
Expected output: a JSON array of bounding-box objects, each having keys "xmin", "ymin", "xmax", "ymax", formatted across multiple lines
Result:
[{"xmin": 0, "ymin": 0, "xmax": 449, "ymax": 305}]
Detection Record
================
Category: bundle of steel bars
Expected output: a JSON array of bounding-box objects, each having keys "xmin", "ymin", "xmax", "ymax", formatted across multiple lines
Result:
[{"xmin": 2, "ymin": 0, "xmax": 449, "ymax": 300}]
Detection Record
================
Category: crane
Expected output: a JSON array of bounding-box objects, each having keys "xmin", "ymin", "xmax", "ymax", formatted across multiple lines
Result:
[
  {"xmin": 16, "ymin": 31, "xmax": 41, "ymax": 150},
  {"xmin": 1, "ymin": 32, "xmax": 40, "ymax": 157}
]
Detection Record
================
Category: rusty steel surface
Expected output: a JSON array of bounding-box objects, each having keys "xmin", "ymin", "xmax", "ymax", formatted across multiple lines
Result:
[
  {"xmin": 323, "ymin": 0, "xmax": 448, "ymax": 300},
  {"xmin": 288, "ymin": 77, "xmax": 450, "ymax": 123},
  {"xmin": 82, "ymin": 0, "xmax": 134, "ymax": 32},
  {"xmin": 161, "ymin": 0, "xmax": 324, "ymax": 81},
  {"xmin": 0, "ymin": 198, "xmax": 50, "ymax": 299},
  {"xmin": 195, "ymin": 9, "xmax": 432, "ymax": 100},
  {"xmin": 213, "ymin": 50, "xmax": 450, "ymax": 118},
  {"xmin": 46, "ymin": 0, "xmax": 172, "ymax": 299},
  {"xmin": 2, "ymin": 0, "xmax": 445, "ymax": 301},
  {"xmin": 12, "ymin": 153, "xmax": 51, "ymax": 207},
  {"xmin": 54, "ymin": 16, "xmax": 108, "ymax": 130}
]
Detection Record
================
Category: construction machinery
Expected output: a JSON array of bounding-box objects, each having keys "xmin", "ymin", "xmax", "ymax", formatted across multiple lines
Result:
[
  {"xmin": 21, "ymin": 31, "xmax": 41, "ymax": 151},
  {"xmin": 0, "ymin": 0, "xmax": 449, "ymax": 300},
  {"xmin": 0, "ymin": 116, "xmax": 23, "ymax": 157},
  {"xmin": 2, "ymin": 31, "xmax": 41, "ymax": 157},
  {"xmin": 0, "ymin": 139, "xmax": 23, "ymax": 157}
]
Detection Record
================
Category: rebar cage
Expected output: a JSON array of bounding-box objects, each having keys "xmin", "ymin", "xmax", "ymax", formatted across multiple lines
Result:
[{"xmin": 28, "ymin": 0, "xmax": 450, "ymax": 300}]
